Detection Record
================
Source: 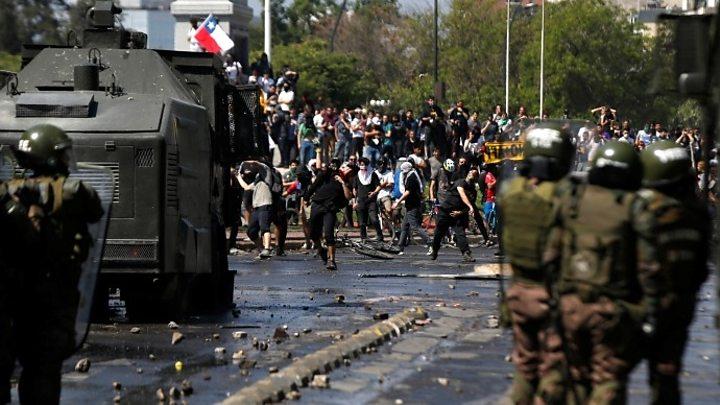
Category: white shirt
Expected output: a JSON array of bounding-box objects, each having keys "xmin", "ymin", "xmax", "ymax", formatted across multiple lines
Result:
[
  {"xmin": 313, "ymin": 114, "xmax": 324, "ymax": 130},
  {"xmin": 225, "ymin": 62, "xmax": 241, "ymax": 82},
  {"xmin": 188, "ymin": 27, "xmax": 202, "ymax": 52},
  {"xmin": 351, "ymin": 118, "xmax": 363, "ymax": 138},
  {"xmin": 278, "ymin": 89, "xmax": 294, "ymax": 112},
  {"xmin": 376, "ymin": 170, "xmax": 394, "ymax": 200}
]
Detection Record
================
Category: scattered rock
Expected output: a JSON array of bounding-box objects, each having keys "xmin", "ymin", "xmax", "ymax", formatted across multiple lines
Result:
[
  {"xmin": 171, "ymin": 332, "xmax": 184, "ymax": 345},
  {"xmin": 74, "ymin": 358, "xmax": 91, "ymax": 373},
  {"xmin": 232, "ymin": 350, "xmax": 245, "ymax": 360},
  {"xmin": 112, "ymin": 382, "xmax": 122, "ymax": 390},
  {"xmin": 258, "ymin": 341, "xmax": 269, "ymax": 351},
  {"xmin": 232, "ymin": 331, "xmax": 248, "ymax": 339},
  {"xmin": 343, "ymin": 358, "xmax": 351, "ymax": 366},
  {"xmin": 168, "ymin": 386, "xmax": 181, "ymax": 399},
  {"xmin": 448, "ymin": 284, "xmax": 455, "ymax": 290},
  {"xmin": 467, "ymin": 291, "xmax": 480, "ymax": 297},
  {"xmin": 129, "ymin": 327, "xmax": 141, "ymax": 334},
  {"xmin": 414, "ymin": 319, "xmax": 431, "ymax": 326},
  {"xmin": 324, "ymin": 288, "xmax": 330, "ymax": 294},
  {"xmin": 136, "ymin": 368, "xmax": 143, "ymax": 374},
  {"xmin": 364, "ymin": 305, "xmax": 372, "ymax": 311},
  {"xmin": 113, "ymin": 395, "xmax": 121, "ymax": 403},
  {"xmin": 293, "ymin": 332, "xmax": 300, "ymax": 338},
  {"xmin": 174, "ymin": 361, "xmax": 183, "ymax": 372},
  {"xmin": 373, "ymin": 313, "xmax": 389, "ymax": 320},
  {"xmin": 435, "ymin": 302, "xmax": 446, "ymax": 307},
  {"xmin": 335, "ymin": 294, "xmax": 345, "ymax": 304},
  {"xmin": 212, "ymin": 333, "xmax": 221, "ymax": 340},
  {"xmin": 251, "ymin": 337, "xmax": 259, "ymax": 348},
  {"xmin": 504, "ymin": 354, "xmax": 512, "ymax": 363},
  {"xmin": 437, "ymin": 377, "xmax": 449, "ymax": 386},
  {"xmin": 214, "ymin": 347, "xmax": 226, "ymax": 355},
  {"xmin": 282, "ymin": 324, "xmax": 289, "ymax": 330},
  {"xmin": 238, "ymin": 359, "xmax": 257, "ymax": 369},
  {"xmin": 486, "ymin": 315, "xmax": 500, "ymax": 329},
  {"xmin": 268, "ymin": 366, "xmax": 279, "ymax": 374},
  {"xmin": 273, "ymin": 327, "xmax": 289, "ymax": 341},
  {"xmin": 395, "ymin": 399, "xmax": 404, "ymax": 405},
  {"xmin": 180, "ymin": 380, "xmax": 193, "ymax": 396},
  {"xmin": 203, "ymin": 374, "xmax": 211, "ymax": 381},
  {"xmin": 702, "ymin": 355, "xmax": 710, "ymax": 361},
  {"xmin": 310, "ymin": 374, "xmax": 330, "ymax": 389},
  {"xmin": 148, "ymin": 354, "xmax": 156, "ymax": 361},
  {"xmin": 167, "ymin": 321, "xmax": 179, "ymax": 329},
  {"xmin": 286, "ymin": 390, "xmax": 301, "ymax": 400},
  {"xmin": 155, "ymin": 388, "xmax": 165, "ymax": 401},
  {"xmin": 302, "ymin": 328, "xmax": 312, "ymax": 334}
]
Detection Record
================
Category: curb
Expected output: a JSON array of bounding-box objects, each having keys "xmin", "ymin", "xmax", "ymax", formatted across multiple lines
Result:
[{"xmin": 222, "ymin": 307, "xmax": 428, "ymax": 404}]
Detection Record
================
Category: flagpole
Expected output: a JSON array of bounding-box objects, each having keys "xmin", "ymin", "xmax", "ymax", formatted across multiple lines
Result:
[
  {"xmin": 505, "ymin": 1, "xmax": 510, "ymax": 115},
  {"xmin": 539, "ymin": 0, "xmax": 545, "ymax": 118},
  {"xmin": 264, "ymin": 0, "xmax": 271, "ymax": 62}
]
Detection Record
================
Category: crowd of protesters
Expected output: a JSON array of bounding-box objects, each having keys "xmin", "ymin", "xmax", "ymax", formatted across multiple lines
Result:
[{"xmin": 224, "ymin": 57, "xmax": 717, "ymax": 268}]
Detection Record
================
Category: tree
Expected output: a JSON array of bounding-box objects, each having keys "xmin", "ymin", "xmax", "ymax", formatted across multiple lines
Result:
[
  {"xmin": 286, "ymin": 0, "xmax": 337, "ymax": 38},
  {"xmin": 272, "ymin": 39, "xmax": 374, "ymax": 107},
  {"xmin": 0, "ymin": 0, "xmax": 21, "ymax": 53}
]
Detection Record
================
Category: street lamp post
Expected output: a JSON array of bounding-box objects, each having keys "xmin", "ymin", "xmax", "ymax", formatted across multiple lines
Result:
[
  {"xmin": 539, "ymin": 0, "xmax": 545, "ymax": 117},
  {"xmin": 434, "ymin": 0, "xmax": 441, "ymax": 101},
  {"xmin": 264, "ymin": 0, "xmax": 271, "ymax": 62},
  {"xmin": 505, "ymin": 1, "xmax": 511, "ymax": 114}
]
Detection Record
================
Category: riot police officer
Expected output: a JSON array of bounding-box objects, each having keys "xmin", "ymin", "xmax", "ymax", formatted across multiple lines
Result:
[
  {"xmin": 542, "ymin": 141, "xmax": 663, "ymax": 403},
  {"xmin": 497, "ymin": 123, "xmax": 574, "ymax": 404},
  {"xmin": 4, "ymin": 124, "xmax": 103, "ymax": 404},
  {"xmin": 638, "ymin": 141, "xmax": 710, "ymax": 405}
]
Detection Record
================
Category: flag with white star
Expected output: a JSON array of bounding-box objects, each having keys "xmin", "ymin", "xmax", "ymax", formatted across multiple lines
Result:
[{"xmin": 193, "ymin": 14, "xmax": 235, "ymax": 54}]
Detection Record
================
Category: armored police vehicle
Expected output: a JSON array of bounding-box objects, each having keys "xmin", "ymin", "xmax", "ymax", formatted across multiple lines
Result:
[{"xmin": 0, "ymin": 1, "xmax": 268, "ymax": 318}]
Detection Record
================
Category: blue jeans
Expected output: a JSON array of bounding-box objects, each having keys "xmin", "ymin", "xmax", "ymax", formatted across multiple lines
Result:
[
  {"xmin": 363, "ymin": 146, "xmax": 381, "ymax": 167},
  {"xmin": 300, "ymin": 139, "xmax": 316, "ymax": 166},
  {"xmin": 334, "ymin": 138, "xmax": 350, "ymax": 161}
]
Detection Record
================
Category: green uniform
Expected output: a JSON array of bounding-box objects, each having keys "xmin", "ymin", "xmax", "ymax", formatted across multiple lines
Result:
[
  {"xmin": 541, "ymin": 179, "xmax": 666, "ymax": 404},
  {"xmin": 9, "ymin": 176, "xmax": 103, "ymax": 404},
  {"xmin": 636, "ymin": 188, "xmax": 709, "ymax": 405},
  {"xmin": 500, "ymin": 176, "xmax": 561, "ymax": 404}
]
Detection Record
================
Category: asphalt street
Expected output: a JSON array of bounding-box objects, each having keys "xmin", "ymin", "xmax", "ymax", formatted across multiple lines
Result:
[{"xmin": 7, "ymin": 243, "xmax": 719, "ymax": 404}]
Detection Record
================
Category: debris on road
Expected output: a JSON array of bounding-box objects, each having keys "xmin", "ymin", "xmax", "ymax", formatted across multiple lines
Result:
[
  {"xmin": 167, "ymin": 321, "xmax": 179, "ymax": 329},
  {"xmin": 181, "ymin": 379, "xmax": 194, "ymax": 396},
  {"xmin": 373, "ymin": 312, "xmax": 389, "ymax": 320},
  {"xmin": 286, "ymin": 390, "xmax": 301, "ymax": 400},
  {"xmin": 129, "ymin": 327, "xmax": 141, "ymax": 334},
  {"xmin": 232, "ymin": 331, "xmax": 248, "ymax": 339},
  {"xmin": 74, "ymin": 358, "xmax": 91, "ymax": 373},
  {"xmin": 174, "ymin": 361, "xmax": 183, "ymax": 372},
  {"xmin": 486, "ymin": 315, "xmax": 500, "ymax": 329},
  {"xmin": 112, "ymin": 382, "xmax": 122, "ymax": 390},
  {"xmin": 414, "ymin": 318, "xmax": 432, "ymax": 326},
  {"xmin": 310, "ymin": 374, "xmax": 330, "ymax": 389},
  {"xmin": 238, "ymin": 359, "xmax": 257, "ymax": 369},
  {"xmin": 273, "ymin": 327, "xmax": 289, "ymax": 342},
  {"xmin": 171, "ymin": 332, "xmax": 184, "ymax": 345},
  {"xmin": 169, "ymin": 386, "xmax": 181, "ymax": 399},
  {"xmin": 268, "ymin": 366, "xmax": 279, "ymax": 374},
  {"xmin": 155, "ymin": 388, "xmax": 165, "ymax": 401},
  {"xmin": 214, "ymin": 347, "xmax": 226, "ymax": 355},
  {"xmin": 232, "ymin": 350, "xmax": 245, "ymax": 360},
  {"xmin": 437, "ymin": 377, "xmax": 449, "ymax": 386},
  {"xmin": 212, "ymin": 333, "xmax": 221, "ymax": 339},
  {"xmin": 335, "ymin": 294, "xmax": 345, "ymax": 304},
  {"xmin": 148, "ymin": 354, "xmax": 156, "ymax": 361}
]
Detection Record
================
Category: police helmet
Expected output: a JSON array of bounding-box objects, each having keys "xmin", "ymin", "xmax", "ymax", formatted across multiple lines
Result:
[
  {"xmin": 640, "ymin": 140, "xmax": 692, "ymax": 187},
  {"xmin": 12, "ymin": 124, "xmax": 75, "ymax": 175},
  {"xmin": 589, "ymin": 141, "xmax": 642, "ymax": 191},
  {"xmin": 520, "ymin": 123, "xmax": 574, "ymax": 181},
  {"xmin": 443, "ymin": 159, "xmax": 455, "ymax": 172}
]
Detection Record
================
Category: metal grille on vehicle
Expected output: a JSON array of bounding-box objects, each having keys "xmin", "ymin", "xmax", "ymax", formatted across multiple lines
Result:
[
  {"xmin": 102, "ymin": 239, "xmax": 158, "ymax": 262},
  {"xmin": 135, "ymin": 148, "xmax": 155, "ymax": 167},
  {"xmin": 76, "ymin": 162, "xmax": 120, "ymax": 203}
]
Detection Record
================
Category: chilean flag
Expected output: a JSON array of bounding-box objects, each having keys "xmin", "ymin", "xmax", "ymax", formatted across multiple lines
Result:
[{"xmin": 193, "ymin": 14, "xmax": 235, "ymax": 54}]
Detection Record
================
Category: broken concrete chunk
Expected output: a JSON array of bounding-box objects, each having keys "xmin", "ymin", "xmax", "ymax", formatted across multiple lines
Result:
[
  {"xmin": 212, "ymin": 333, "xmax": 221, "ymax": 340},
  {"xmin": 214, "ymin": 347, "xmax": 226, "ymax": 355},
  {"xmin": 155, "ymin": 388, "xmax": 165, "ymax": 401},
  {"xmin": 232, "ymin": 331, "xmax": 247, "ymax": 339},
  {"xmin": 268, "ymin": 366, "xmax": 279, "ymax": 374},
  {"xmin": 112, "ymin": 381, "xmax": 122, "ymax": 390},
  {"xmin": 232, "ymin": 350, "xmax": 245, "ymax": 360},
  {"xmin": 167, "ymin": 321, "xmax": 179, "ymax": 329},
  {"xmin": 74, "ymin": 358, "xmax": 91, "ymax": 373},
  {"xmin": 286, "ymin": 390, "xmax": 301, "ymax": 400},
  {"xmin": 129, "ymin": 327, "xmax": 141, "ymax": 334},
  {"xmin": 310, "ymin": 374, "xmax": 330, "ymax": 389},
  {"xmin": 486, "ymin": 315, "xmax": 500, "ymax": 329},
  {"xmin": 335, "ymin": 294, "xmax": 345, "ymax": 304},
  {"xmin": 437, "ymin": 377, "xmax": 449, "ymax": 386},
  {"xmin": 171, "ymin": 332, "xmax": 184, "ymax": 345},
  {"xmin": 273, "ymin": 327, "xmax": 289, "ymax": 341}
]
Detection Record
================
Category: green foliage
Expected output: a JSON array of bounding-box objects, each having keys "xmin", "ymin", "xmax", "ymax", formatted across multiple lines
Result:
[
  {"xmin": 0, "ymin": 52, "xmax": 21, "ymax": 72},
  {"xmin": 674, "ymin": 99, "xmax": 704, "ymax": 129},
  {"xmin": 272, "ymin": 39, "xmax": 373, "ymax": 107}
]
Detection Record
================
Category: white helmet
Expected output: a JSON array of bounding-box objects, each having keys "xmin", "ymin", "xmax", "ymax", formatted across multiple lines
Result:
[{"xmin": 443, "ymin": 159, "xmax": 455, "ymax": 172}]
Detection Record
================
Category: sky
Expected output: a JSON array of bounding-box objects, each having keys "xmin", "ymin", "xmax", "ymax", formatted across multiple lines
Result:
[{"xmin": 245, "ymin": 0, "xmax": 452, "ymax": 17}]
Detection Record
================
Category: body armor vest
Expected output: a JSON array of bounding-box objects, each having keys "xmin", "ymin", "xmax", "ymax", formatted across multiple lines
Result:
[
  {"xmin": 500, "ymin": 177, "xmax": 557, "ymax": 283},
  {"xmin": 558, "ymin": 183, "xmax": 641, "ymax": 303}
]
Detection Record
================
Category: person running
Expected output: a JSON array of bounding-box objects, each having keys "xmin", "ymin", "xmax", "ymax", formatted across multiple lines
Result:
[
  {"xmin": 237, "ymin": 160, "xmax": 275, "ymax": 259},
  {"xmin": 353, "ymin": 158, "xmax": 383, "ymax": 241},
  {"xmin": 429, "ymin": 168, "xmax": 479, "ymax": 262},
  {"xmin": 393, "ymin": 162, "xmax": 431, "ymax": 254},
  {"xmin": 305, "ymin": 158, "xmax": 353, "ymax": 270}
]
